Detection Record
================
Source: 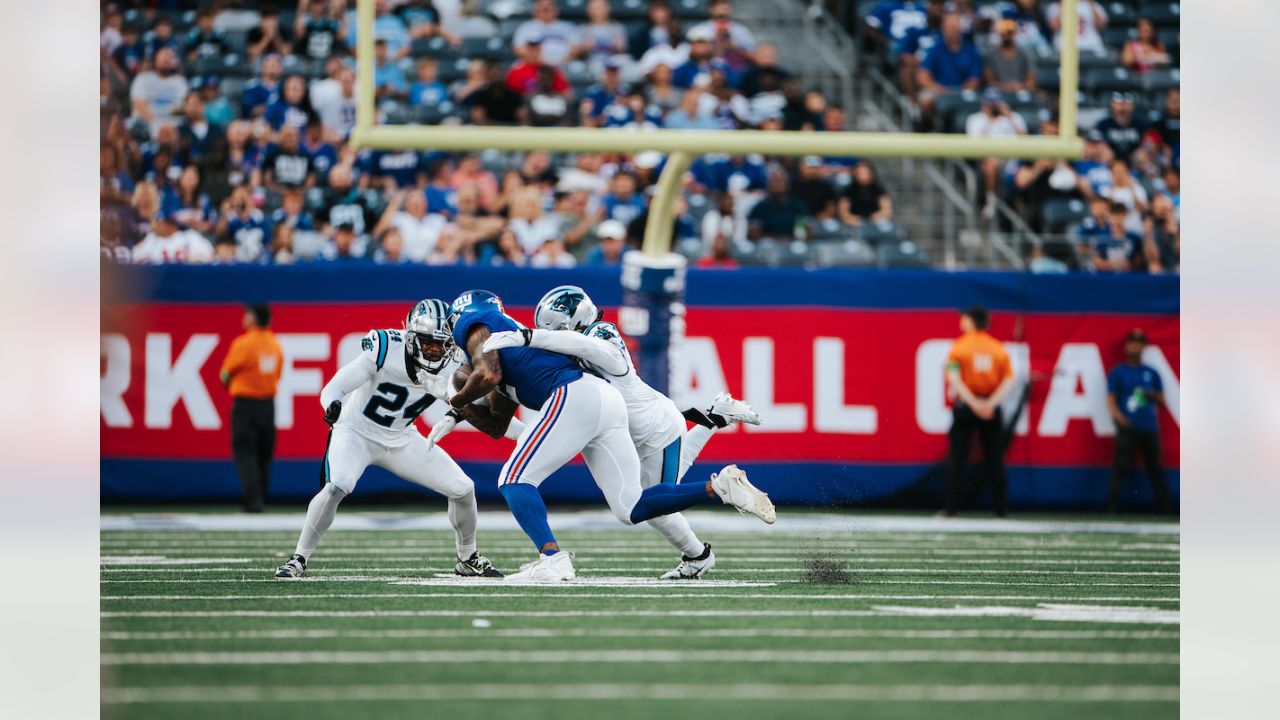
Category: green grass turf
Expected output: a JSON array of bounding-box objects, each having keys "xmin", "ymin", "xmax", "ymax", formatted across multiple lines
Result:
[{"xmin": 100, "ymin": 518, "xmax": 1178, "ymax": 720}]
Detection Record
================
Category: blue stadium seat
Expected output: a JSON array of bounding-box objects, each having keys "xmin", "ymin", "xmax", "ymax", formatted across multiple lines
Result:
[
  {"xmin": 1082, "ymin": 66, "xmax": 1140, "ymax": 93},
  {"xmin": 808, "ymin": 218, "xmax": 850, "ymax": 241},
  {"xmin": 460, "ymin": 36, "xmax": 514, "ymax": 62},
  {"xmin": 220, "ymin": 53, "xmax": 253, "ymax": 78},
  {"xmin": 877, "ymin": 240, "xmax": 930, "ymax": 268},
  {"xmin": 1038, "ymin": 65, "xmax": 1060, "ymax": 92},
  {"xmin": 438, "ymin": 58, "xmax": 471, "ymax": 83},
  {"xmin": 382, "ymin": 102, "xmax": 415, "ymax": 125},
  {"xmin": 675, "ymin": 237, "xmax": 706, "ymax": 261},
  {"xmin": 611, "ymin": 0, "xmax": 651, "ymax": 21},
  {"xmin": 673, "ymin": 0, "xmax": 711, "ymax": 19},
  {"xmin": 1142, "ymin": 67, "xmax": 1179, "ymax": 93},
  {"xmin": 814, "ymin": 239, "xmax": 876, "ymax": 268},
  {"xmin": 559, "ymin": 0, "xmax": 590, "ymax": 20},
  {"xmin": 1158, "ymin": 28, "xmax": 1179, "ymax": 53},
  {"xmin": 860, "ymin": 220, "xmax": 906, "ymax": 246},
  {"xmin": 1105, "ymin": 2, "xmax": 1138, "ymax": 28},
  {"xmin": 1139, "ymin": 3, "xmax": 1181, "ymax": 28},
  {"xmin": 1042, "ymin": 198, "xmax": 1090, "ymax": 232},
  {"xmin": 416, "ymin": 101, "xmax": 459, "ymax": 125},
  {"xmin": 486, "ymin": 0, "xmax": 532, "ymax": 20},
  {"xmin": 563, "ymin": 60, "xmax": 597, "ymax": 85},
  {"xmin": 411, "ymin": 36, "xmax": 456, "ymax": 59},
  {"xmin": 1078, "ymin": 48, "xmax": 1121, "ymax": 69},
  {"xmin": 224, "ymin": 29, "xmax": 249, "ymax": 56},
  {"xmin": 1103, "ymin": 26, "xmax": 1135, "ymax": 50}
]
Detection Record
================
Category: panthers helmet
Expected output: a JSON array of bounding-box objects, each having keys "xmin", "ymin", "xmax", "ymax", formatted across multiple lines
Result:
[
  {"xmin": 534, "ymin": 285, "xmax": 601, "ymax": 332},
  {"xmin": 405, "ymin": 298, "xmax": 455, "ymax": 374}
]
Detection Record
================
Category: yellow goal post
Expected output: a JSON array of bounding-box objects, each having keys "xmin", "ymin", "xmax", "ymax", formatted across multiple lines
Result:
[{"xmin": 349, "ymin": 0, "xmax": 1083, "ymax": 258}]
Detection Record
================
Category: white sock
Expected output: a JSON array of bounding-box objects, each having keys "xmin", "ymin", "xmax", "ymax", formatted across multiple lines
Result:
[
  {"xmin": 646, "ymin": 512, "xmax": 705, "ymax": 558},
  {"xmin": 449, "ymin": 489, "xmax": 479, "ymax": 559},
  {"xmin": 294, "ymin": 485, "xmax": 347, "ymax": 560},
  {"xmin": 678, "ymin": 426, "xmax": 716, "ymax": 481}
]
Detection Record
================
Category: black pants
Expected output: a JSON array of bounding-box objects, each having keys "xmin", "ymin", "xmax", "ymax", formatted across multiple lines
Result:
[
  {"xmin": 231, "ymin": 397, "xmax": 276, "ymax": 512},
  {"xmin": 945, "ymin": 404, "xmax": 1007, "ymax": 516},
  {"xmin": 1109, "ymin": 426, "xmax": 1172, "ymax": 513}
]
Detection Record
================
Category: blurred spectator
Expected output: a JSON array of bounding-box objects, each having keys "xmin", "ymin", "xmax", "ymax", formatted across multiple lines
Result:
[
  {"xmin": 212, "ymin": 237, "xmax": 239, "ymax": 263},
  {"xmin": 690, "ymin": 154, "xmax": 768, "ymax": 194},
  {"xmin": 1106, "ymin": 328, "xmax": 1173, "ymax": 513},
  {"xmin": 352, "ymin": 0, "xmax": 410, "ymax": 60},
  {"xmin": 494, "ymin": 170, "xmax": 528, "ymax": 216},
  {"xmin": 739, "ymin": 41, "xmax": 789, "ymax": 102},
  {"xmin": 792, "ymin": 156, "xmax": 837, "ymax": 220},
  {"xmin": 319, "ymin": 221, "xmax": 369, "ymax": 261},
  {"xmin": 1045, "ymin": 0, "xmax": 1107, "ymax": 53},
  {"xmin": 295, "ymin": 0, "xmax": 346, "ymax": 61},
  {"xmin": 1100, "ymin": 158, "xmax": 1148, "ymax": 233},
  {"xmin": 644, "ymin": 63, "xmax": 680, "ymax": 114},
  {"xmin": 217, "ymin": 186, "xmax": 272, "ymax": 261},
  {"xmin": 514, "ymin": 0, "xmax": 580, "ymax": 66},
  {"xmin": 838, "ymin": 162, "xmax": 893, "ymax": 226},
  {"xmin": 265, "ymin": 75, "xmax": 314, "ymax": 132},
  {"xmin": 145, "ymin": 17, "xmax": 180, "ymax": 61},
  {"xmin": 581, "ymin": 0, "xmax": 628, "ymax": 65},
  {"xmin": 1076, "ymin": 195, "xmax": 1111, "ymax": 242},
  {"xmin": 601, "ymin": 88, "xmax": 664, "ymax": 129},
  {"xmin": 548, "ymin": 191, "xmax": 598, "ymax": 260},
  {"xmin": 458, "ymin": 61, "xmax": 516, "ymax": 124},
  {"xmin": 696, "ymin": 234, "xmax": 740, "ymax": 268},
  {"xmin": 506, "ymin": 38, "xmax": 570, "ymax": 97},
  {"xmin": 318, "ymin": 164, "xmax": 380, "ymax": 241},
  {"xmin": 424, "ymin": 160, "xmax": 459, "ymax": 216},
  {"xmin": 528, "ymin": 67, "xmax": 573, "ymax": 126},
  {"xmin": 1150, "ymin": 89, "xmax": 1180, "ymax": 164},
  {"xmin": 966, "ymin": 88, "xmax": 1026, "ymax": 216},
  {"xmin": 130, "ymin": 47, "xmax": 189, "ymax": 133},
  {"xmin": 242, "ymin": 53, "xmax": 284, "ymax": 120},
  {"xmin": 630, "ymin": 0, "xmax": 683, "ymax": 60},
  {"xmin": 194, "ymin": 76, "xmax": 235, "ymax": 128},
  {"xmin": 128, "ymin": 181, "xmax": 161, "ymax": 245},
  {"xmin": 452, "ymin": 184, "xmax": 507, "ymax": 255},
  {"xmin": 261, "ymin": 124, "xmax": 313, "ymax": 192},
  {"xmin": 665, "ymin": 87, "xmax": 718, "ymax": 130},
  {"xmin": 1162, "ymin": 167, "xmax": 1179, "ymax": 217},
  {"xmin": 984, "ymin": 18, "xmax": 1035, "ymax": 92},
  {"xmin": 312, "ymin": 65, "xmax": 357, "ymax": 140},
  {"xmin": 183, "ymin": 8, "xmax": 230, "ymax": 64},
  {"xmin": 1095, "ymin": 92, "xmax": 1146, "ymax": 161},
  {"xmin": 748, "ymin": 170, "xmax": 808, "ymax": 240},
  {"xmin": 449, "ymin": 154, "xmax": 499, "ymax": 211},
  {"xmin": 133, "ymin": 211, "xmax": 214, "ymax": 264},
  {"xmin": 582, "ymin": 60, "xmax": 628, "ymax": 126},
  {"xmin": 1121, "ymin": 18, "xmax": 1171, "ymax": 74},
  {"xmin": 301, "ymin": 117, "xmax": 338, "ymax": 185},
  {"xmin": 583, "ymin": 220, "xmax": 630, "ymax": 266},
  {"xmin": 100, "ymin": 5, "xmax": 124, "ymax": 57},
  {"xmin": 110, "ymin": 22, "xmax": 147, "ymax": 82},
  {"xmin": 508, "ymin": 187, "xmax": 560, "ymax": 255},
  {"xmin": 266, "ymin": 223, "xmax": 296, "ymax": 264},
  {"xmin": 865, "ymin": 0, "xmax": 930, "ymax": 96},
  {"xmin": 531, "ymin": 238, "xmax": 579, "ymax": 268},
  {"xmin": 223, "ymin": 120, "xmax": 262, "ymax": 189},
  {"xmin": 673, "ymin": 27, "xmax": 729, "ymax": 89},
  {"xmin": 1073, "ymin": 129, "xmax": 1115, "ymax": 196},
  {"xmin": 1026, "ymin": 243, "xmax": 1069, "ymax": 274},
  {"xmin": 164, "ymin": 166, "xmax": 216, "ymax": 236},
  {"xmin": 487, "ymin": 228, "xmax": 528, "ymax": 266},
  {"xmin": 601, "ymin": 172, "xmax": 647, "ymax": 226},
  {"xmin": 557, "ymin": 152, "xmax": 609, "ymax": 196},
  {"xmin": 410, "ymin": 58, "xmax": 448, "ymax": 106},
  {"xmin": 374, "ymin": 39, "xmax": 409, "ymax": 100},
  {"xmin": 1143, "ymin": 193, "xmax": 1179, "ymax": 273},
  {"xmin": 519, "ymin": 151, "xmax": 558, "ymax": 188},
  {"xmin": 689, "ymin": 0, "xmax": 758, "ymax": 69},
  {"xmin": 247, "ymin": 8, "xmax": 293, "ymax": 61},
  {"xmin": 701, "ymin": 191, "xmax": 746, "ymax": 249},
  {"xmin": 916, "ymin": 14, "xmax": 982, "ymax": 127},
  {"xmin": 374, "ymin": 189, "xmax": 451, "ymax": 263},
  {"xmin": 100, "ymin": 143, "xmax": 135, "ymax": 210},
  {"xmin": 140, "ymin": 123, "xmax": 184, "ymax": 184},
  {"xmin": 452, "ymin": 0, "xmax": 499, "ymax": 39},
  {"xmin": 359, "ymin": 148, "xmax": 424, "ymax": 189},
  {"xmin": 270, "ymin": 188, "xmax": 316, "ymax": 234},
  {"xmin": 1082, "ymin": 201, "xmax": 1139, "ymax": 272},
  {"xmin": 401, "ymin": 0, "xmax": 461, "ymax": 48}
]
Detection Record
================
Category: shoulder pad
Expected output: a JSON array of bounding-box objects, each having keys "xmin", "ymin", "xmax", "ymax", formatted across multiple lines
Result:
[{"xmin": 361, "ymin": 329, "xmax": 398, "ymax": 371}]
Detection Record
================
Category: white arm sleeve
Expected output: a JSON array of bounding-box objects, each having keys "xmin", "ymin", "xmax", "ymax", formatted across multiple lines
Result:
[
  {"xmin": 528, "ymin": 329, "xmax": 630, "ymax": 376},
  {"xmin": 504, "ymin": 416, "xmax": 527, "ymax": 440},
  {"xmin": 320, "ymin": 353, "xmax": 376, "ymax": 409}
]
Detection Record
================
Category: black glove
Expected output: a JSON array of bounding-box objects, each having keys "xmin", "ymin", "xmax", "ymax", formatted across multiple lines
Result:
[
  {"xmin": 323, "ymin": 400, "xmax": 342, "ymax": 427},
  {"xmin": 519, "ymin": 327, "xmax": 534, "ymax": 346}
]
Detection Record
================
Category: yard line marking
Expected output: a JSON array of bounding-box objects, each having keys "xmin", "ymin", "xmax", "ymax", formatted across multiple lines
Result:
[
  {"xmin": 873, "ymin": 604, "xmax": 1181, "ymax": 624},
  {"xmin": 100, "ymin": 649, "xmax": 1179, "ymax": 667},
  {"xmin": 98, "ymin": 556, "xmax": 1182, "ymax": 566},
  {"xmin": 101, "ymin": 556, "xmax": 257, "ymax": 565},
  {"xmin": 101, "ymin": 628, "xmax": 1180, "ymax": 641},
  {"xmin": 100, "ymin": 683, "xmax": 1179, "ymax": 704}
]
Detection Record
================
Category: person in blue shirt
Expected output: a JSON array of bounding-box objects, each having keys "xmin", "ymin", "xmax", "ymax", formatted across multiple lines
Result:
[
  {"xmin": 1106, "ymin": 329, "xmax": 1173, "ymax": 513},
  {"xmin": 601, "ymin": 172, "xmax": 647, "ymax": 227},
  {"xmin": 241, "ymin": 54, "xmax": 283, "ymax": 119},
  {"xmin": 581, "ymin": 61, "xmax": 628, "ymax": 126},
  {"xmin": 437, "ymin": 289, "xmax": 774, "ymax": 582},
  {"xmin": 690, "ymin": 154, "xmax": 768, "ymax": 194},
  {"xmin": 916, "ymin": 13, "xmax": 982, "ymax": 129},
  {"xmin": 374, "ymin": 39, "xmax": 409, "ymax": 101},
  {"xmin": 263, "ymin": 75, "xmax": 313, "ymax": 132},
  {"xmin": 409, "ymin": 57, "xmax": 448, "ymax": 107},
  {"xmin": 301, "ymin": 117, "xmax": 338, "ymax": 185},
  {"xmin": 358, "ymin": 149, "xmax": 424, "ymax": 189}
]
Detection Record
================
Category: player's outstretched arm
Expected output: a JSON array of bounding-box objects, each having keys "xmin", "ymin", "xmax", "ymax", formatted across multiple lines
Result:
[
  {"xmin": 320, "ymin": 353, "xmax": 377, "ymax": 410},
  {"xmin": 450, "ymin": 326, "xmax": 502, "ymax": 408},
  {"xmin": 453, "ymin": 390, "xmax": 519, "ymax": 439},
  {"xmin": 487, "ymin": 328, "xmax": 629, "ymax": 376}
]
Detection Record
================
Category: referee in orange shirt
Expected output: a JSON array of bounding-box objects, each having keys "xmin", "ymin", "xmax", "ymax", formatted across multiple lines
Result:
[
  {"xmin": 219, "ymin": 304, "xmax": 284, "ymax": 513},
  {"xmin": 943, "ymin": 306, "xmax": 1017, "ymax": 517}
]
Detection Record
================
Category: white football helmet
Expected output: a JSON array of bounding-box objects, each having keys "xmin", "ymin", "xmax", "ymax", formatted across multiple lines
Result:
[
  {"xmin": 534, "ymin": 285, "xmax": 601, "ymax": 332},
  {"xmin": 405, "ymin": 298, "xmax": 455, "ymax": 375}
]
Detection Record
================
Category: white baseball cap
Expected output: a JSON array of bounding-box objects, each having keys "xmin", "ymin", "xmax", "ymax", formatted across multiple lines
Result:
[{"xmin": 598, "ymin": 220, "xmax": 627, "ymax": 240}]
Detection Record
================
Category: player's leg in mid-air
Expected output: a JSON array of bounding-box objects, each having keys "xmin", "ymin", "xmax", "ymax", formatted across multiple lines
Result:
[
  {"xmin": 376, "ymin": 433, "xmax": 501, "ymax": 577},
  {"xmin": 679, "ymin": 391, "xmax": 762, "ymax": 479},
  {"xmin": 275, "ymin": 425, "xmax": 371, "ymax": 578}
]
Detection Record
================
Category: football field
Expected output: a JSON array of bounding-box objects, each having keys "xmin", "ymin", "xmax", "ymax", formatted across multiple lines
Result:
[{"xmin": 101, "ymin": 510, "xmax": 1179, "ymax": 719}]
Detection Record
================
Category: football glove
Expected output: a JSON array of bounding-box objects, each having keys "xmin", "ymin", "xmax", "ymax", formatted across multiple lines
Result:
[
  {"xmin": 482, "ymin": 328, "xmax": 533, "ymax": 354},
  {"xmin": 425, "ymin": 410, "xmax": 461, "ymax": 451},
  {"xmin": 323, "ymin": 400, "xmax": 342, "ymax": 427}
]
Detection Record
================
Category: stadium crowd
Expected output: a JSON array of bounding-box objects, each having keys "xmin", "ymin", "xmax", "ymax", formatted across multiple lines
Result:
[
  {"xmin": 99, "ymin": 0, "xmax": 1176, "ymax": 273},
  {"xmin": 862, "ymin": 0, "xmax": 1179, "ymax": 272}
]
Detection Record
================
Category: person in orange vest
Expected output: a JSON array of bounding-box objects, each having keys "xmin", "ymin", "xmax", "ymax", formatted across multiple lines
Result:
[
  {"xmin": 219, "ymin": 303, "xmax": 284, "ymax": 513},
  {"xmin": 942, "ymin": 305, "xmax": 1016, "ymax": 517}
]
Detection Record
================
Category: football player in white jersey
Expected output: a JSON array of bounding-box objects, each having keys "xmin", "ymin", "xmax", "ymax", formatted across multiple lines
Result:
[
  {"xmin": 482, "ymin": 285, "xmax": 762, "ymax": 579},
  {"xmin": 274, "ymin": 299, "xmax": 506, "ymax": 579}
]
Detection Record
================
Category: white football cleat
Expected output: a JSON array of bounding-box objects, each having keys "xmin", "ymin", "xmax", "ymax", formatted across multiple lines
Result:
[
  {"xmin": 660, "ymin": 543, "xmax": 717, "ymax": 579},
  {"xmin": 711, "ymin": 465, "xmax": 776, "ymax": 524},
  {"xmin": 504, "ymin": 551, "xmax": 576, "ymax": 583},
  {"xmin": 707, "ymin": 392, "xmax": 761, "ymax": 427}
]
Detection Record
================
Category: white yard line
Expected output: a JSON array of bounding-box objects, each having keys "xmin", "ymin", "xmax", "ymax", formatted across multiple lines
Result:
[
  {"xmin": 100, "ymin": 628, "xmax": 1180, "ymax": 641},
  {"xmin": 98, "ymin": 556, "xmax": 1181, "ymax": 566},
  {"xmin": 100, "ymin": 682, "xmax": 1179, "ymax": 704},
  {"xmin": 99, "ymin": 649, "xmax": 1179, "ymax": 667},
  {"xmin": 100, "ymin": 511, "xmax": 1180, "ymax": 536}
]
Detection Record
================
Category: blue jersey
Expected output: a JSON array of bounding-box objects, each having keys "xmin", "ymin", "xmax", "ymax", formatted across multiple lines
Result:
[
  {"xmin": 450, "ymin": 292, "xmax": 583, "ymax": 411},
  {"xmin": 1108, "ymin": 363, "xmax": 1163, "ymax": 432}
]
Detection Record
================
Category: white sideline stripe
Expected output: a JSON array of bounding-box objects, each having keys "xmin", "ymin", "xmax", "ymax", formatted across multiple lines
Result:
[
  {"xmin": 872, "ymin": 604, "xmax": 1181, "ymax": 625},
  {"xmin": 101, "ymin": 628, "xmax": 1180, "ymax": 641},
  {"xmin": 100, "ymin": 511, "xmax": 1181, "ymax": 535},
  {"xmin": 98, "ymin": 589, "xmax": 1177, "ymax": 602},
  {"xmin": 100, "ymin": 683, "xmax": 1179, "ymax": 704},
  {"xmin": 99, "ymin": 540, "xmax": 1180, "ymax": 553},
  {"xmin": 101, "ymin": 556, "xmax": 257, "ymax": 565},
  {"xmin": 97, "ymin": 557, "xmax": 1182, "ymax": 568},
  {"xmin": 100, "ymin": 649, "xmax": 1179, "ymax": 667}
]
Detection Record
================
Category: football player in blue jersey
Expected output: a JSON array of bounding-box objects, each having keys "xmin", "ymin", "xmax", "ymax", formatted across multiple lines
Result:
[{"xmin": 437, "ymin": 290, "xmax": 775, "ymax": 582}]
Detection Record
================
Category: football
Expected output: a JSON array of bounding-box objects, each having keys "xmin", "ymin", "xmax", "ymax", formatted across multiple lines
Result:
[{"xmin": 452, "ymin": 362, "xmax": 472, "ymax": 392}]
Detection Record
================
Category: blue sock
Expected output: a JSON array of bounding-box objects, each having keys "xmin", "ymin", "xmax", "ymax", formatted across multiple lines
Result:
[
  {"xmin": 629, "ymin": 482, "xmax": 712, "ymax": 524},
  {"xmin": 499, "ymin": 483, "xmax": 558, "ymax": 553}
]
